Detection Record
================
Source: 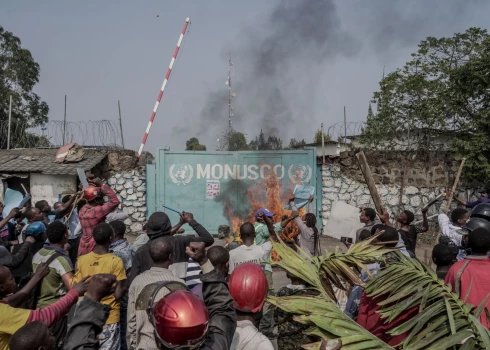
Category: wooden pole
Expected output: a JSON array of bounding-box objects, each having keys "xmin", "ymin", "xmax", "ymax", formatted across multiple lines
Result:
[
  {"xmin": 63, "ymin": 95, "xmax": 67, "ymax": 145},
  {"xmin": 118, "ymin": 100, "xmax": 125, "ymax": 149},
  {"xmin": 356, "ymin": 151, "xmax": 383, "ymax": 214},
  {"xmin": 64, "ymin": 194, "xmax": 83, "ymax": 225},
  {"xmin": 321, "ymin": 123, "xmax": 325, "ymax": 164},
  {"xmin": 445, "ymin": 158, "xmax": 466, "ymax": 214},
  {"xmin": 399, "ymin": 157, "xmax": 408, "ymax": 207},
  {"xmin": 433, "ymin": 158, "xmax": 466, "ymax": 246},
  {"xmin": 7, "ymin": 95, "xmax": 12, "ymax": 149}
]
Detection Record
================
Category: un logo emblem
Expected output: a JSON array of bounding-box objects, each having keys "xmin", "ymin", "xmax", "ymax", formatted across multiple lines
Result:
[
  {"xmin": 288, "ymin": 164, "xmax": 312, "ymax": 185},
  {"xmin": 169, "ymin": 164, "xmax": 194, "ymax": 185}
]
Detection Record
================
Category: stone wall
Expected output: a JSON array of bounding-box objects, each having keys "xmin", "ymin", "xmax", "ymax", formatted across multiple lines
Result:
[
  {"xmin": 107, "ymin": 167, "xmax": 146, "ymax": 235},
  {"xmin": 337, "ymin": 151, "xmax": 462, "ymax": 187},
  {"xmin": 321, "ymin": 161, "xmax": 480, "ymax": 227}
]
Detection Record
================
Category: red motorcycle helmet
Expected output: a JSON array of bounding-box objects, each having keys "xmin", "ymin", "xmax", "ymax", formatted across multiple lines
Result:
[
  {"xmin": 152, "ymin": 289, "xmax": 209, "ymax": 349},
  {"xmin": 228, "ymin": 262, "xmax": 269, "ymax": 313},
  {"xmin": 83, "ymin": 186, "xmax": 101, "ymax": 201}
]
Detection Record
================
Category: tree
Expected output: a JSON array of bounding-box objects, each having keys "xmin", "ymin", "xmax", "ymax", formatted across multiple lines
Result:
[
  {"xmin": 361, "ymin": 27, "xmax": 490, "ymax": 182},
  {"xmin": 0, "ymin": 26, "xmax": 49, "ymax": 149},
  {"xmin": 314, "ymin": 129, "xmax": 331, "ymax": 144},
  {"xmin": 287, "ymin": 138, "xmax": 306, "ymax": 149},
  {"xmin": 227, "ymin": 130, "xmax": 249, "ymax": 151},
  {"xmin": 248, "ymin": 129, "xmax": 284, "ymax": 150},
  {"xmin": 267, "ymin": 135, "xmax": 283, "ymax": 150},
  {"xmin": 185, "ymin": 137, "xmax": 206, "ymax": 151}
]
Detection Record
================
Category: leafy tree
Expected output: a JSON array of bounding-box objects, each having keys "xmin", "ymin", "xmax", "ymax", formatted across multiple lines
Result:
[
  {"xmin": 185, "ymin": 137, "xmax": 206, "ymax": 151},
  {"xmin": 248, "ymin": 129, "xmax": 283, "ymax": 150},
  {"xmin": 362, "ymin": 27, "xmax": 490, "ymax": 182},
  {"xmin": 287, "ymin": 138, "xmax": 306, "ymax": 149},
  {"xmin": 267, "ymin": 135, "xmax": 283, "ymax": 150},
  {"xmin": 227, "ymin": 130, "xmax": 249, "ymax": 151},
  {"xmin": 314, "ymin": 129, "xmax": 331, "ymax": 144},
  {"xmin": 0, "ymin": 26, "xmax": 49, "ymax": 148}
]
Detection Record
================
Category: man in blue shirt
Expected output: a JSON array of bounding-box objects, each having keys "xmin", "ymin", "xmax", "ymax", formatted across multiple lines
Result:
[{"xmin": 454, "ymin": 188, "xmax": 490, "ymax": 208}]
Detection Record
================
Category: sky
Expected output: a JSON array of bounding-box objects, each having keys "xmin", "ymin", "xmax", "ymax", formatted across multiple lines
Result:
[{"xmin": 1, "ymin": 0, "xmax": 489, "ymax": 153}]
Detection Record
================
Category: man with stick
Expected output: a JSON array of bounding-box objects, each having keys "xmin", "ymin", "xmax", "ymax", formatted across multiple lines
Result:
[
  {"xmin": 452, "ymin": 188, "xmax": 490, "ymax": 208},
  {"xmin": 77, "ymin": 177, "xmax": 120, "ymax": 257},
  {"xmin": 35, "ymin": 194, "xmax": 79, "ymax": 226}
]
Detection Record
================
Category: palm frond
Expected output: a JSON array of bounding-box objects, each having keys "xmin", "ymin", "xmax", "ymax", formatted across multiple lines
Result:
[
  {"xmin": 365, "ymin": 251, "xmax": 490, "ymax": 349},
  {"xmin": 271, "ymin": 234, "xmax": 397, "ymax": 302},
  {"xmin": 268, "ymin": 295, "xmax": 394, "ymax": 350}
]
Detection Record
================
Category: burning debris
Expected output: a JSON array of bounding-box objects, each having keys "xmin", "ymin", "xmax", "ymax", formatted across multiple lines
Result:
[{"xmin": 222, "ymin": 171, "xmax": 305, "ymax": 259}]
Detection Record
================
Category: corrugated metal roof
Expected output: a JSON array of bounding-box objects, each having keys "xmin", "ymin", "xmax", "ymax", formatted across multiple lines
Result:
[{"xmin": 0, "ymin": 149, "xmax": 107, "ymax": 175}]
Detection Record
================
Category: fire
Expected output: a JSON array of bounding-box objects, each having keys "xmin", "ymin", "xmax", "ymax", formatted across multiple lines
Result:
[{"xmin": 224, "ymin": 172, "xmax": 305, "ymax": 259}]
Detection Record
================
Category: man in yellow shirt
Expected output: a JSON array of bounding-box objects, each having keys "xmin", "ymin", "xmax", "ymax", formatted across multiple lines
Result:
[
  {"xmin": 71, "ymin": 223, "xmax": 126, "ymax": 350},
  {"xmin": 0, "ymin": 265, "xmax": 87, "ymax": 350}
]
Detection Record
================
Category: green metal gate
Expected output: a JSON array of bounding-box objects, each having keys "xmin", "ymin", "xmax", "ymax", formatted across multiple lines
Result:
[{"xmin": 146, "ymin": 148, "xmax": 319, "ymax": 233}]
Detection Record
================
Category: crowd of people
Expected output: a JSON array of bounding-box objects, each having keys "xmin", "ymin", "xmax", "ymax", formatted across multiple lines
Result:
[{"xmin": 1, "ymin": 175, "xmax": 490, "ymax": 349}]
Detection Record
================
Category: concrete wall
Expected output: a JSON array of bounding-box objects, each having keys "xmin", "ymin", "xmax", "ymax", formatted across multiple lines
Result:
[{"xmin": 30, "ymin": 173, "xmax": 77, "ymax": 205}]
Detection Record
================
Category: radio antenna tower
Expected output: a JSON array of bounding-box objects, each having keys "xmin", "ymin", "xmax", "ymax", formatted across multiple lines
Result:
[{"xmin": 226, "ymin": 54, "xmax": 234, "ymax": 133}]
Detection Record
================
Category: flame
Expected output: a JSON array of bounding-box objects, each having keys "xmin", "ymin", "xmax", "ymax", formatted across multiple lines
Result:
[{"xmin": 224, "ymin": 172, "xmax": 305, "ymax": 260}]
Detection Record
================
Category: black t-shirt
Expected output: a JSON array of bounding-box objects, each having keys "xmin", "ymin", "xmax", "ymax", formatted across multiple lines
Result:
[{"xmin": 398, "ymin": 225, "xmax": 423, "ymax": 254}]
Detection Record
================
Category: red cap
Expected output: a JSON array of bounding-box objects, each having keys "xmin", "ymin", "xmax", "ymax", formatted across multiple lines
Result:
[
  {"xmin": 83, "ymin": 186, "xmax": 101, "ymax": 201},
  {"xmin": 152, "ymin": 290, "xmax": 209, "ymax": 348},
  {"xmin": 229, "ymin": 262, "xmax": 268, "ymax": 313}
]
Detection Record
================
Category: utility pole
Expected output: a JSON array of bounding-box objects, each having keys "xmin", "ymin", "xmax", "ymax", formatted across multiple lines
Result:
[
  {"xmin": 343, "ymin": 106, "xmax": 347, "ymax": 146},
  {"xmin": 7, "ymin": 95, "xmax": 12, "ymax": 149},
  {"xmin": 63, "ymin": 95, "xmax": 67, "ymax": 145},
  {"xmin": 227, "ymin": 54, "xmax": 233, "ymax": 134},
  {"xmin": 118, "ymin": 100, "xmax": 125, "ymax": 149}
]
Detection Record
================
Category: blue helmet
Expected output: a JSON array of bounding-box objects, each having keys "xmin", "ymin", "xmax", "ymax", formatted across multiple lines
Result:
[{"xmin": 25, "ymin": 221, "xmax": 46, "ymax": 237}]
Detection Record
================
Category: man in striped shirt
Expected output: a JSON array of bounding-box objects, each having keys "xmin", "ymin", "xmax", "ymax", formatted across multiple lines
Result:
[{"xmin": 127, "ymin": 236, "xmax": 184, "ymax": 350}]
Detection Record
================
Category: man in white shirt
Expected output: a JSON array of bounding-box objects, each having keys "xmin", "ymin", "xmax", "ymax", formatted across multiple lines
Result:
[
  {"xmin": 438, "ymin": 208, "xmax": 469, "ymax": 260},
  {"xmin": 228, "ymin": 221, "xmax": 274, "ymax": 275},
  {"xmin": 229, "ymin": 214, "xmax": 278, "ymax": 349}
]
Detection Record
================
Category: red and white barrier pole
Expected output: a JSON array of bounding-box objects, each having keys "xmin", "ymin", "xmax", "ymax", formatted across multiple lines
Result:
[{"xmin": 138, "ymin": 17, "xmax": 190, "ymax": 157}]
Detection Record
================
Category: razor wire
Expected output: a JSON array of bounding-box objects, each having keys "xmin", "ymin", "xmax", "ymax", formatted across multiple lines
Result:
[{"xmin": 0, "ymin": 120, "xmax": 123, "ymax": 149}]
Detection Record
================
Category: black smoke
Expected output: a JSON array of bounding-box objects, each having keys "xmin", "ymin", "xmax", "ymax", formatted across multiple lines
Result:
[{"xmin": 182, "ymin": 0, "xmax": 489, "ymax": 147}]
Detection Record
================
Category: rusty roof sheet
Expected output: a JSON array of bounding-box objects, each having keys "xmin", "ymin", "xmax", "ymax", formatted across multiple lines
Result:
[{"xmin": 0, "ymin": 149, "xmax": 107, "ymax": 175}]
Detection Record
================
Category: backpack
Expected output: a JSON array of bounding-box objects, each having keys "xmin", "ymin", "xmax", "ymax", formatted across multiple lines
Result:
[{"xmin": 18, "ymin": 252, "xmax": 62, "ymax": 309}]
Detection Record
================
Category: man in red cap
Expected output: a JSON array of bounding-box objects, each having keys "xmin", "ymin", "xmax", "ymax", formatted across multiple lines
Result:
[
  {"xmin": 78, "ymin": 177, "xmax": 120, "ymax": 257},
  {"xmin": 229, "ymin": 263, "xmax": 273, "ymax": 350}
]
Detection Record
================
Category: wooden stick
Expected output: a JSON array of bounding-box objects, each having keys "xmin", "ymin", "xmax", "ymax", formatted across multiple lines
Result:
[
  {"xmin": 20, "ymin": 183, "xmax": 28, "ymax": 195},
  {"xmin": 399, "ymin": 157, "xmax": 408, "ymax": 206},
  {"xmin": 445, "ymin": 158, "xmax": 466, "ymax": 214},
  {"xmin": 356, "ymin": 151, "xmax": 383, "ymax": 214},
  {"xmin": 64, "ymin": 194, "xmax": 82, "ymax": 225},
  {"xmin": 421, "ymin": 193, "xmax": 445, "ymax": 211},
  {"xmin": 433, "ymin": 158, "xmax": 465, "ymax": 246}
]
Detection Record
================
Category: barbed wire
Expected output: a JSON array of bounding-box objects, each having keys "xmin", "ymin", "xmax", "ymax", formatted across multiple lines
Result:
[
  {"xmin": 326, "ymin": 121, "xmax": 365, "ymax": 142},
  {"xmin": 0, "ymin": 120, "xmax": 123, "ymax": 149}
]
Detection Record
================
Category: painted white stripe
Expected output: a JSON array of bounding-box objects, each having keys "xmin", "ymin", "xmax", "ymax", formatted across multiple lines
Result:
[
  {"xmin": 161, "ymin": 79, "xmax": 168, "ymax": 91},
  {"xmin": 146, "ymin": 121, "xmax": 152, "ymax": 134},
  {"xmin": 153, "ymin": 101, "xmax": 159, "ymax": 112},
  {"xmin": 177, "ymin": 34, "xmax": 184, "ymax": 47},
  {"xmin": 138, "ymin": 143, "xmax": 144, "ymax": 155},
  {"xmin": 169, "ymin": 57, "xmax": 175, "ymax": 69}
]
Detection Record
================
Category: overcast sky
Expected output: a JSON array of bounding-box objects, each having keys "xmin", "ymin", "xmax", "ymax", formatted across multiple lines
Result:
[{"xmin": 1, "ymin": 0, "xmax": 489, "ymax": 153}]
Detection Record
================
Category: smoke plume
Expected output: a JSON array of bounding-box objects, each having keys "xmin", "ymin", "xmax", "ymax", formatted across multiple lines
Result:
[{"xmin": 185, "ymin": 0, "xmax": 488, "ymax": 148}]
